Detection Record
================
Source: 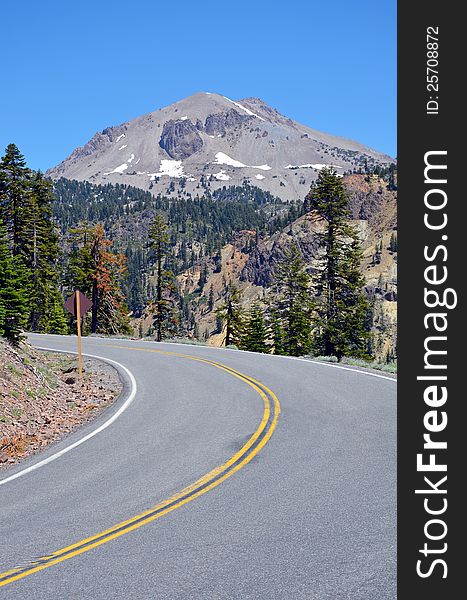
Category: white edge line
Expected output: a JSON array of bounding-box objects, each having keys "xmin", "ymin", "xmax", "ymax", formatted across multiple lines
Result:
[
  {"xmin": 303, "ymin": 358, "xmax": 396, "ymax": 382},
  {"xmin": 0, "ymin": 347, "xmax": 137, "ymax": 487}
]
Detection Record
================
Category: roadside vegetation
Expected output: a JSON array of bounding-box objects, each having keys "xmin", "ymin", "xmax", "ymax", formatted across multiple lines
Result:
[
  {"xmin": 0, "ymin": 339, "xmax": 122, "ymax": 467},
  {"xmin": 308, "ymin": 355, "xmax": 397, "ymax": 374}
]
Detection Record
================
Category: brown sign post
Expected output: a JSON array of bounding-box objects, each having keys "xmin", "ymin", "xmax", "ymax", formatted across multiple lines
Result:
[{"xmin": 64, "ymin": 290, "xmax": 93, "ymax": 380}]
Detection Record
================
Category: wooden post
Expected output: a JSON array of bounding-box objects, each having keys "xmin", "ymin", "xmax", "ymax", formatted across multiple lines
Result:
[{"xmin": 75, "ymin": 290, "xmax": 83, "ymax": 381}]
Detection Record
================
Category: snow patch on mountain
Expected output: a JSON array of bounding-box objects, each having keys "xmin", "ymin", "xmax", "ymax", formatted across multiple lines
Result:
[
  {"xmin": 214, "ymin": 152, "xmax": 246, "ymax": 168},
  {"xmin": 119, "ymin": 144, "xmax": 128, "ymax": 150},
  {"xmin": 149, "ymin": 159, "xmax": 184, "ymax": 180},
  {"xmin": 214, "ymin": 152, "xmax": 271, "ymax": 171},
  {"xmin": 104, "ymin": 163, "xmax": 129, "ymax": 175},
  {"xmin": 255, "ymin": 174, "xmax": 265, "ymax": 180},
  {"xmin": 213, "ymin": 170, "xmax": 231, "ymax": 181},
  {"xmin": 115, "ymin": 134, "xmax": 125, "ymax": 143}
]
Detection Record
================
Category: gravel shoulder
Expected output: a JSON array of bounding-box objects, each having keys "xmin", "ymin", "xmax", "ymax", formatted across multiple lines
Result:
[{"xmin": 0, "ymin": 340, "xmax": 122, "ymax": 469}]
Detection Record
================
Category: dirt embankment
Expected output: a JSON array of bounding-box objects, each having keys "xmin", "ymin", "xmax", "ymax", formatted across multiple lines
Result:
[{"xmin": 0, "ymin": 340, "xmax": 122, "ymax": 468}]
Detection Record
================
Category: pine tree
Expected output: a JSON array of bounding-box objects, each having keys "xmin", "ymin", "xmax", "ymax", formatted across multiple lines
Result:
[
  {"xmin": 215, "ymin": 284, "xmax": 244, "ymax": 347},
  {"xmin": 208, "ymin": 285, "xmax": 215, "ymax": 311},
  {"xmin": 272, "ymin": 244, "xmax": 313, "ymax": 356},
  {"xmin": 66, "ymin": 223, "xmax": 130, "ymax": 335},
  {"xmin": 198, "ymin": 262, "xmax": 208, "ymax": 290},
  {"xmin": 305, "ymin": 168, "xmax": 372, "ymax": 360},
  {"xmin": 148, "ymin": 215, "xmax": 178, "ymax": 341},
  {"xmin": 240, "ymin": 302, "xmax": 270, "ymax": 353},
  {"xmin": 269, "ymin": 305, "xmax": 286, "ymax": 356},
  {"xmin": 28, "ymin": 172, "xmax": 67, "ymax": 333},
  {"xmin": 0, "ymin": 144, "xmax": 32, "ymax": 258},
  {"xmin": 0, "ymin": 147, "xmax": 67, "ymax": 334},
  {"xmin": 66, "ymin": 223, "xmax": 95, "ymax": 298},
  {"xmin": 91, "ymin": 224, "xmax": 130, "ymax": 335},
  {"xmin": 0, "ymin": 220, "xmax": 29, "ymax": 343},
  {"xmin": 42, "ymin": 288, "xmax": 68, "ymax": 334}
]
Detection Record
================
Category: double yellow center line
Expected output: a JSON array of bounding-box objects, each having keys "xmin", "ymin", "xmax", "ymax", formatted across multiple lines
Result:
[{"xmin": 0, "ymin": 346, "xmax": 280, "ymax": 587}]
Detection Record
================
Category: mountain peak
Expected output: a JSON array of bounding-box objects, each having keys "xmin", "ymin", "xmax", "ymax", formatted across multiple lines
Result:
[{"xmin": 47, "ymin": 93, "xmax": 394, "ymax": 200}]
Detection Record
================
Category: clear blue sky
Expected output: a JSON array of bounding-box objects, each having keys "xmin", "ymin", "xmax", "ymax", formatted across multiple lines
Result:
[{"xmin": 1, "ymin": 0, "xmax": 396, "ymax": 171}]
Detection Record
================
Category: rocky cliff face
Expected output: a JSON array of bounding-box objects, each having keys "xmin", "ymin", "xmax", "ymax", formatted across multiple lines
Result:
[
  {"xmin": 240, "ymin": 216, "xmax": 324, "ymax": 288},
  {"xmin": 159, "ymin": 119, "xmax": 203, "ymax": 160},
  {"xmin": 345, "ymin": 173, "xmax": 397, "ymax": 232},
  {"xmin": 51, "ymin": 125, "xmax": 128, "ymax": 177},
  {"xmin": 204, "ymin": 108, "xmax": 252, "ymax": 136}
]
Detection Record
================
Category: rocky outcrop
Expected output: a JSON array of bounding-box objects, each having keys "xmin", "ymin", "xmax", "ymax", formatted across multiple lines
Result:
[
  {"xmin": 204, "ymin": 108, "xmax": 252, "ymax": 136},
  {"xmin": 240, "ymin": 214, "xmax": 324, "ymax": 287},
  {"xmin": 343, "ymin": 173, "xmax": 397, "ymax": 233},
  {"xmin": 73, "ymin": 126, "xmax": 127, "ymax": 159},
  {"xmin": 159, "ymin": 119, "xmax": 203, "ymax": 160},
  {"xmin": 240, "ymin": 97, "xmax": 296, "ymax": 128},
  {"xmin": 49, "ymin": 125, "xmax": 127, "ymax": 176}
]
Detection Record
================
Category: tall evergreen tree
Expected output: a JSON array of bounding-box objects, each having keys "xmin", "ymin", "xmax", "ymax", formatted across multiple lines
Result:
[
  {"xmin": 198, "ymin": 262, "xmax": 208, "ymax": 290},
  {"xmin": 272, "ymin": 244, "xmax": 313, "ymax": 356},
  {"xmin": 28, "ymin": 172, "xmax": 68, "ymax": 333},
  {"xmin": 0, "ymin": 220, "xmax": 29, "ymax": 343},
  {"xmin": 91, "ymin": 224, "xmax": 130, "ymax": 334},
  {"xmin": 269, "ymin": 304, "xmax": 286, "ymax": 356},
  {"xmin": 240, "ymin": 302, "xmax": 270, "ymax": 353},
  {"xmin": 305, "ymin": 168, "xmax": 372, "ymax": 359},
  {"xmin": 0, "ymin": 146, "xmax": 67, "ymax": 334},
  {"xmin": 0, "ymin": 144, "xmax": 32, "ymax": 258},
  {"xmin": 215, "ymin": 284, "xmax": 244, "ymax": 347},
  {"xmin": 208, "ymin": 284, "xmax": 215, "ymax": 312},
  {"xmin": 148, "ymin": 215, "xmax": 178, "ymax": 341},
  {"xmin": 66, "ymin": 223, "xmax": 130, "ymax": 335},
  {"xmin": 66, "ymin": 222, "xmax": 95, "ymax": 297}
]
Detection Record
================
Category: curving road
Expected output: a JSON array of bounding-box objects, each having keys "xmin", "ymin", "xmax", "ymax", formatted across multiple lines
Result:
[{"xmin": 0, "ymin": 334, "xmax": 396, "ymax": 599}]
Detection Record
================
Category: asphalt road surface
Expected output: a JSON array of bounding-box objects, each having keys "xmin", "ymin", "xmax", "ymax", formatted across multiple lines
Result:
[{"xmin": 0, "ymin": 334, "xmax": 396, "ymax": 599}]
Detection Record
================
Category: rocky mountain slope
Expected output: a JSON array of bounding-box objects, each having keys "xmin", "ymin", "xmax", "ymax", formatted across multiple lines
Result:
[
  {"xmin": 47, "ymin": 93, "xmax": 394, "ymax": 201},
  {"xmin": 135, "ymin": 174, "xmax": 397, "ymax": 360}
]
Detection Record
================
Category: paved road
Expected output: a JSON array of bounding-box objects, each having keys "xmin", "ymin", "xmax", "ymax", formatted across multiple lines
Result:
[{"xmin": 0, "ymin": 334, "xmax": 396, "ymax": 599}]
